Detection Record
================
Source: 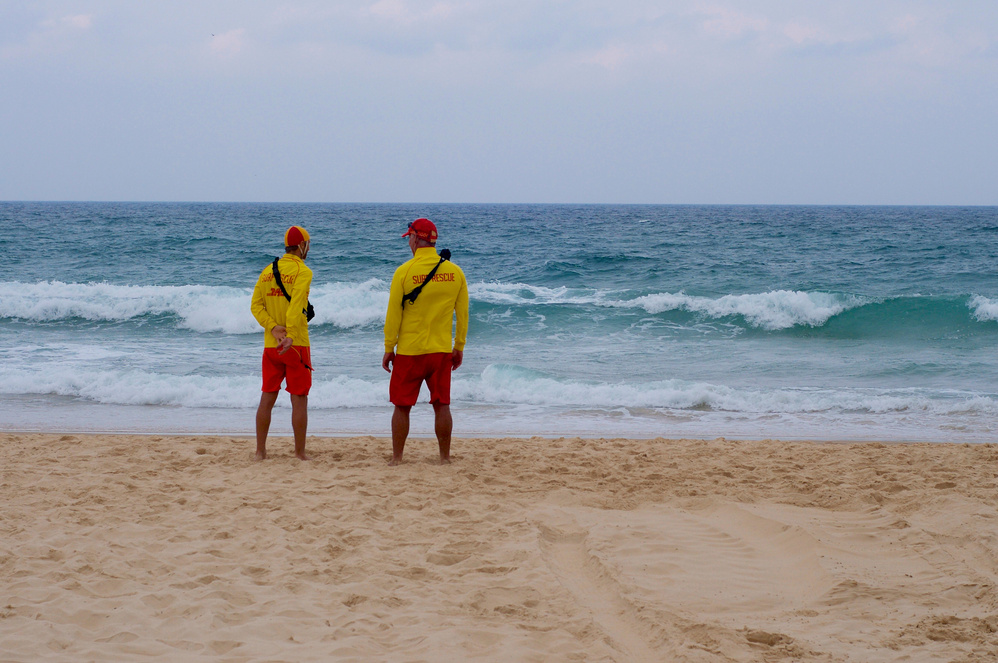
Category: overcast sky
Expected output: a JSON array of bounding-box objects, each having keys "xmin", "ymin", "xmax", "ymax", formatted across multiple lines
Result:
[{"xmin": 1, "ymin": 1, "xmax": 996, "ymax": 204}]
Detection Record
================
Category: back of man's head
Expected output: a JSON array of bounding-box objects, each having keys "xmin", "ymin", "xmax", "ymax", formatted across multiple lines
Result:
[
  {"xmin": 402, "ymin": 218, "xmax": 437, "ymax": 246},
  {"xmin": 284, "ymin": 225, "xmax": 310, "ymax": 254}
]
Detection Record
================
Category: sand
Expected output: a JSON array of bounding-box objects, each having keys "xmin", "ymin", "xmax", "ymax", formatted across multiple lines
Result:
[{"xmin": 2, "ymin": 432, "xmax": 998, "ymax": 662}]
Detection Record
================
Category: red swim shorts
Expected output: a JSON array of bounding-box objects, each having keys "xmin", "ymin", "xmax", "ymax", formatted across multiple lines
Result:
[
  {"xmin": 262, "ymin": 346, "xmax": 312, "ymax": 396},
  {"xmin": 389, "ymin": 352, "xmax": 452, "ymax": 407}
]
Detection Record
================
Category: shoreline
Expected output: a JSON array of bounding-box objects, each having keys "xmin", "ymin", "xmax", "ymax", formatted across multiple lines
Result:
[
  {"xmin": 4, "ymin": 432, "xmax": 998, "ymax": 661},
  {"xmin": 4, "ymin": 395, "xmax": 994, "ymax": 444},
  {"xmin": 0, "ymin": 426, "xmax": 964, "ymax": 446},
  {"xmin": 0, "ymin": 427, "xmax": 958, "ymax": 445}
]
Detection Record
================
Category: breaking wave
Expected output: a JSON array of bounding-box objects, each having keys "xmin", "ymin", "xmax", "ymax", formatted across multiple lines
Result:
[{"xmin": 3, "ymin": 280, "xmax": 996, "ymax": 335}]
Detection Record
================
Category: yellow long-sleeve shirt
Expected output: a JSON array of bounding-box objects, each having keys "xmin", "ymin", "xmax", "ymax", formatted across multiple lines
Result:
[
  {"xmin": 384, "ymin": 247, "xmax": 469, "ymax": 355},
  {"xmin": 251, "ymin": 253, "xmax": 313, "ymax": 348}
]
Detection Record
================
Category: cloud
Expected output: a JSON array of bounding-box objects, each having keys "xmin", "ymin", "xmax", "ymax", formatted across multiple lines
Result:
[
  {"xmin": 880, "ymin": 8, "xmax": 988, "ymax": 68},
  {"xmin": 1, "ymin": 13, "xmax": 93, "ymax": 60},
  {"xmin": 210, "ymin": 28, "xmax": 247, "ymax": 57},
  {"xmin": 581, "ymin": 43, "xmax": 634, "ymax": 70},
  {"xmin": 64, "ymin": 14, "xmax": 92, "ymax": 30},
  {"xmin": 365, "ymin": 0, "xmax": 462, "ymax": 24},
  {"xmin": 368, "ymin": 0, "xmax": 408, "ymax": 21},
  {"xmin": 782, "ymin": 22, "xmax": 821, "ymax": 45},
  {"xmin": 40, "ymin": 14, "xmax": 93, "ymax": 31},
  {"xmin": 696, "ymin": 6, "xmax": 769, "ymax": 39}
]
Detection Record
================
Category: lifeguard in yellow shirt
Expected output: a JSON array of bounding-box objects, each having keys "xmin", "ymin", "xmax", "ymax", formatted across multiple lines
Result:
[
  {"xmin": 382, "ymin": 218, "xmax": 469, "ymax": 466},
  {"xmin": 251, "ymin": 225, "xmax": 314, "ymax": 461}
]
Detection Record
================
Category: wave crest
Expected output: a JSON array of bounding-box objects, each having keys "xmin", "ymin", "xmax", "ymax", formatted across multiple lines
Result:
[
  {"xmin": 463, "ymin": 364, "xmax": 998, "ymax": 415},
  {"xmin": 1, "ymin": 362, "xmax": 994, "ymax": 418},
  {"xmin": 610, "ymin": 290, "xmax": 867, "ymax": 330},
  {"xmin": 0, "ymin": 366, "xmax": 387, "ymax": 408},
  {"xmin": 468, "ymin": 282, "xmax": 601, "ymax": 305},
  {"xmin": 970, "ymin": 295, "xmax": 998, "ymax": 322},
  {"xmin": 5, "ymin": 280, "xmax": 993, "ymax": 335},
  {"xmin": 469, "ymin": 282, "xmax": 865, "ymax": 330},
  {"xmin": 0, "ymin": 280, "xmax": 389, "ymax": 333}
]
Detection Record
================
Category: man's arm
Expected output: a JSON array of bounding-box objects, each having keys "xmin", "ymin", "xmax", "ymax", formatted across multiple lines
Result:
[
  {"xmin": 382, "ymin": 266, "xmax": 406, "ymax": 373},
  {"xmin": 453, "ymin": 269, "xmax": 469, "ymax": 352},
  {"xmin": 451, "ymin": 269, "xmax": 468, "ymax": 370},
  {"xmin": 250, "ymin": 276, "xmax": 277, "ymax": 335},
  {"xmin": 383, "ymin": 266, "xmax": 405, "ymax": 354}
]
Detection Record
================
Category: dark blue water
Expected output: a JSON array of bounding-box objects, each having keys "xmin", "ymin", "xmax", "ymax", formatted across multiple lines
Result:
[{"xmin": 2, "ymin": 202, "xmax": 996, "ymax": 440}]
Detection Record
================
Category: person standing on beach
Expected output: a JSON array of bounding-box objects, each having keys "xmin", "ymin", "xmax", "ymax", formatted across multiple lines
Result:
[
  {"xmin": 251, "ymin": 225, "xmax": 314, "ymax": 461},
  {"xmin": 383, "ymin": 218, "xmax": 469, "ymax": 465}
]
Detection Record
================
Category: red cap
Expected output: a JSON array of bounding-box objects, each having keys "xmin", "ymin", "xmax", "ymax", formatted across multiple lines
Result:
[
  {"xmin": 285, "ymin": 225, "xmax": 310, "ymax": 246},
  {"xmin": 402, "ymin": 218, "xmax": 437, "ymax": 242}
]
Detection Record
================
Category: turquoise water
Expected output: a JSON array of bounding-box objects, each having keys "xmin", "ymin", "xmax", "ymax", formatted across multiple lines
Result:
[{"xmin": 1, "ymin": 202, "xmax": 996, "ymax": 440}]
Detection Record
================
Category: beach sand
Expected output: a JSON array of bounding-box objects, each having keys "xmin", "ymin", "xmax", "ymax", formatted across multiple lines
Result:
[{"xmin": 2, "ymin": 432, "xmax": 998, "ymax": 662}]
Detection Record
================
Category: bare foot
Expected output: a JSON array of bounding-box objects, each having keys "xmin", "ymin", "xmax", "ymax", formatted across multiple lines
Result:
[
  {"xmin": 388, "ymin": 456, "xmax": 403, "ymax": 466},
  {"xmin": 295, "ymin": 452, "xmax": 313, "ymax": 461},
  {"xmin": 255, "ymin": 449, "xmax": 267, "ymax": 461},
  {"xmin": 439, "ymin": 456, "xmax": 451, "ymax": 465}
]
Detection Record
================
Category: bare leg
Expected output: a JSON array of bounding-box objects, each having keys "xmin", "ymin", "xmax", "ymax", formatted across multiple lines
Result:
[
  {"xmin": 390, "ymin": 405, "xmax": 411, "ymax": 465},
  {"xmin": 433, "ymin": 402, "xmax": 452, "ymax": 464},
  {"xmin": 255, "ymin": 391, "xmax": 280, "ymax": 460},
  {"xmin": 290, "ymin": 394, "xmax": 310, "ymax": 460}
]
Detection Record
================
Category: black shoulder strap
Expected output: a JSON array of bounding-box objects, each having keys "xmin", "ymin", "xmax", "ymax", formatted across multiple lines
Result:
[
  {"xmin": 272, "ymin": 258, "xmax": 292, "ymax": 302},
  {"xmin": 402, "ymin": 250, "xmax": 450, "ymax": 307},
  {"xmin": 273, "ymin": 258, "xmax": 316, "ymax": 322}
]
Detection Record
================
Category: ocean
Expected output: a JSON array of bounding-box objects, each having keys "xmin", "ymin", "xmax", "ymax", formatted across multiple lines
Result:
[{"xmin": 1, "ymin": 202, "xmax": 996, "ymax": 441}]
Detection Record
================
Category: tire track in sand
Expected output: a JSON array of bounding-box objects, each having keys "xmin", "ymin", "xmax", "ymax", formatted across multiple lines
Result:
[{"xmin": 536, "ymin": 512, "xmax": 665, "ymax": 663}]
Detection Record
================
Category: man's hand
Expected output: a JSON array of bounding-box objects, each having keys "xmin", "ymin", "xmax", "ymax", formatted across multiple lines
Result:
[
  {"xmin": 382, "ymin": 352, "xmax": 395, "ymax": 373},
  {"xmin": 270, "ymin": 325, "xmax": 287, "ymax": 343},
  {"xmin": 452, "ymin": 349, "xmax": 463, "ymax": 370},
  {"xmin": 277, "ymin": 336, "xmax": 294, "ymax": 355}
]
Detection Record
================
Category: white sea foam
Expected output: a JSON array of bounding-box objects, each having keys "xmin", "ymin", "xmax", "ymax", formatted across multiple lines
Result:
[
  {"xmin": 1, "ymin": 362, "xmax": 993, "ymax": 419},
  {"xmin": 608, "ymin": 290, "xmax": 867, "ymax": 330},
  {"xmin": 0, "ymin": 280, "xmax": 389, "ymax": 333},
  {"xmin": 309, "ymin": 279, "xmax": 389, "ymax": 329},
  {"xmin": 470, "ymin": 282, "xmax": 865, "ymax": 330},
  {"xmin": 456, "ymin": 365, "xmax": 998, "ymax": 415},
  {"xmin": 0, "ymin": 366, "xmax": 387, "ymax": 409},
  {"xmin": 468, "ymin": 282, "xmax": 608, "ymax": 306},
  {"xmin": 970, "ymin": 295, "xmax": 998, "ymax": 322},
  {"xmin": 3, "ymin": 280, "xmax": 866, "ymax": 332}
]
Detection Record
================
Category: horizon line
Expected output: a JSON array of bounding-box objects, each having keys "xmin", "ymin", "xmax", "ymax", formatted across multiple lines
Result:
[{"xmin": 2, "ymin": 200, "xmax": 996, "ymax": 208}]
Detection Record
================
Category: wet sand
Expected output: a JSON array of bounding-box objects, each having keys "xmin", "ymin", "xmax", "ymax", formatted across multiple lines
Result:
[{"xmin": 3, "ymin": 432, "xmax": 998, "ymax": 661}]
